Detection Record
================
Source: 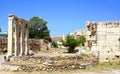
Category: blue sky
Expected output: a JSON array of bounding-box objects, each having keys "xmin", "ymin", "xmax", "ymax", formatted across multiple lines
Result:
[{"xmin": 0, "ymin": 0, "xmax": 120, "ymax": 37}]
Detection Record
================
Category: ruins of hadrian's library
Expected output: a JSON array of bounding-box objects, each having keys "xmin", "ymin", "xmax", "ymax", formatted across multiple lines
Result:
[
  {"xmin": 7, "ymin": 14, "xmax": 29, "ymax": 59},
  {"xmin": 6, "ymin": 14, "xmax": 120, "ymax": 62},
  {"xmin": 86, "ymin": 21, "xmax": 120, "ymax": 62}
]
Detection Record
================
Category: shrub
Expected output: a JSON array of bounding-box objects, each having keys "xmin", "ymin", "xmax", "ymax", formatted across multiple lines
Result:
[
  {"xmin": 61, "ymin": 34, "xmax": 86, "ymax": 53},
  {"xmin": 52, "ymin": 41, "xmax": 58, "ymax": 48}
]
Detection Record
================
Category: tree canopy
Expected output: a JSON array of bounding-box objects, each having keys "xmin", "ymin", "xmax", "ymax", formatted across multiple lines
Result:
[
  {"xmin": 77, "ymin": 35, "xmax": 86, "ymax": 46},
  {"xmin": 29, "ymin": 16, "xmax": 51, "ymax": 41}
]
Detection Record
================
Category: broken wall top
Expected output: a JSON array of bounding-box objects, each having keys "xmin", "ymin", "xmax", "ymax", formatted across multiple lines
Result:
[{"xmin": 86, "ymin": 21, "xmax": 120, "ymax": 28}]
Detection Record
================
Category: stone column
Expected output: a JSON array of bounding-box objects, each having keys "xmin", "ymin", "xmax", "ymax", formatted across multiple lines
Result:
[
  {"xmin": 14, "ymin": 22, "xmax": 19, "ymax": 56},
  {"xmin": 25, "ymin": 24, "xmax": 29, "ymax": 55},
  {"xmin": 7, "ymin": 16, "xmax": 14, "ymax": 56},
  {"xmin": 20, "ymin": 24, "xmax": 25, "ymax": 56}
]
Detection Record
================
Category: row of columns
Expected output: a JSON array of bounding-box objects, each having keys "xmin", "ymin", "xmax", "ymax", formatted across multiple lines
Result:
[{"xmin": 7, "ymin": 14, "xmax": 29, "ymax": 57}]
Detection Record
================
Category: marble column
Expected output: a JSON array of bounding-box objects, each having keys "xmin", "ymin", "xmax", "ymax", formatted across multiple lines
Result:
[
  {"xmin": 20, "ymin": 24, "xmax": 25, "ymax": 56},
  {"xmin": 14, "ymin": 22, "xmax": 19, "ymax": 56},
  {"xmin": 7, "ymin": 16, "xmax": 14, "ymax": 56},
  {"xmin": 25, "ymin": 24, "xmax": 29, "ymax": 55}
]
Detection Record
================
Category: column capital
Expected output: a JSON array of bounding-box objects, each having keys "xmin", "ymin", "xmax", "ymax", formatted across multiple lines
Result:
[
  {"xmin": 8, "ymin": 16, "xmax": 14, "ymax": 20},
  {"xmin": 8, "ymin": 14, "xmax": 14, "ymax": 17}
]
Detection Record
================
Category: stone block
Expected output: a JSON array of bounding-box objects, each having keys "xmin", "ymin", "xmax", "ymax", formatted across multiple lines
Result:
[{"xmin": 87, "ymin": 31, "xmax": 91, "ymax": 35}]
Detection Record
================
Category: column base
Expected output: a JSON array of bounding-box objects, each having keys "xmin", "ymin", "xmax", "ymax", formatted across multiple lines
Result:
[
  {"xmin": 25, "ymin": 52, "xmax": 29, "ymax": 56},
  {"xmin": 14, "ymin": 53, "xmax": 19, "ymax": 56},
  {"xmin": 19, "ymin": 53, "xmax": 25, "ymax": 56},
  {"xmin": 5, "ymin": 55, "xmax": 13, "ymax": 61}
]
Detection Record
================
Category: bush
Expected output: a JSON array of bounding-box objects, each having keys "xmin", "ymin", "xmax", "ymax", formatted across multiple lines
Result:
[
  {"xmin": 77, "ymin": 35, "xmax": 86, "ymax": 46},
  {"xmin": 61, "ymin": 34, "xmax": 79, "ymax": 53},
  {"xmin": 61, "ymin": 34, "xmax": 86, "ymax": 53},
  {"xmin": 52, "ymin": 41, "xmax": 58, "ymax": 48}
]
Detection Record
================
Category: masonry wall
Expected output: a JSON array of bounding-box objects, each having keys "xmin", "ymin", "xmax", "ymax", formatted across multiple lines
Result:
[{"xmin": 86, "ymin": 21, "xmax": 120, "ymax": 62}]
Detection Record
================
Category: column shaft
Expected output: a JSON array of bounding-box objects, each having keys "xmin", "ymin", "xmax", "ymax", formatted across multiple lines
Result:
[
  {"xmin": 25, "ymin": 24, "xmax": 29, "ymax": 55},
  {"xmin": 15, "ymin": 23, "xmax": 19, "ymax": 56},
  {"xmin": 7, "ymin": 17, "xmax": 14, "ymax": 56},
  {"xmin": 20, "ymin": 24, "xmax": 25, "ymax": 55}
]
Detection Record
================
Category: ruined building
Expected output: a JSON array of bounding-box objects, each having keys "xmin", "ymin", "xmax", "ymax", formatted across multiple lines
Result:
[
  {"xmin": 70, "ymin": 30, "xmax": 86, "ymax": 39},
  {"xmin": 7, "ymin": 14, "xmax": 29, "ymax": 59},
  {"xmin": 86, "ymin": 21, "xmax": 120, "ymax": 62}
]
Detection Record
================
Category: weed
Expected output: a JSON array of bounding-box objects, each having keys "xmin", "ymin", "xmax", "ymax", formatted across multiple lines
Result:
[{"xmin": 81, "ymin": 53, "xmax": 88, "ymax": 58}]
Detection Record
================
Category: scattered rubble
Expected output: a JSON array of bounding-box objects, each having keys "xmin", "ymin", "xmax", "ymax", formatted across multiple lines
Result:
[{"xmin": 4, "ymin": 55, "xmax": 98, "ymax": 71}]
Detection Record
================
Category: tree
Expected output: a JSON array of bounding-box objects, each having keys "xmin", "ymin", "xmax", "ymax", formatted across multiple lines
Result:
[
  {"xmin": 77, "ymin": 35, "xmax": 86, "ymax": 46},
  {"xmin": 62, "ymin": 34, "xmax": 86, "ymax": 53},
  {"xmin": 62, "ymin": 34, "xmax": 79, "ymax": 53},
  {"xmin": 0, "ymin": 28, "xmax": 1, "ymax": 32},
  {"xmin": 29, "ymin": 16, "xmax": 51, "ymax": 41}
]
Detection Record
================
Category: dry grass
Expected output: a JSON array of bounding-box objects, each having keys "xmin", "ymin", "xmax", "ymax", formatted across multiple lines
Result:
[
  {"xmin": 2, "ymin": 51, "xmax": 120, "ymax": 74},
  {"xmin": 0, "ymin": 70, "xmax": 103, "ymax": 74}
]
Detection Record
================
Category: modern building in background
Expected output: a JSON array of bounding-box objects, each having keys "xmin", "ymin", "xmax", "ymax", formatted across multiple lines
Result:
[{"xmin": 0, "ymin": 32, "xmax": 7, "ymax": 37}]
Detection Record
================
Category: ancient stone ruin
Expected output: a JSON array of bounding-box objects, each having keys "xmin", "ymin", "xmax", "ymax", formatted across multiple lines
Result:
[
  {"xmin": 86, "ymin": 21, "xmax": 120, "ymax": 62},
  {"xmin": 5, "ymin": 14, "xmax": 120, "ymax": 63},
  {"xmin": 7, "ymin": 14, "xmax": 29, "ymax": 59}
]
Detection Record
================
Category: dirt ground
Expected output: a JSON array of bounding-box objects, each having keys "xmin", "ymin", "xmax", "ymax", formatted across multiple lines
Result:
[
  {"xmin": 0, "ymin": 69, "xmax": 120, "ymax": 74},
  {"xmin": 0, "ymin": 50, "xmax": 119, "ymax": 74}
]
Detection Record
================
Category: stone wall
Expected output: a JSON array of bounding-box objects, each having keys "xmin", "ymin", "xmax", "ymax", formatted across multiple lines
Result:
[
  {"xmin": 86, "ymin": 21, "xmax": 120, "ymax": 62},
  {"xmin": 29, "ymin": 39, "xmax": 51, "ymax": 52},
  {"xmin": 70, "ymin": 30, "xmax": 86, "ymax": 39},
  {"xmin": 0, "ymin": 37, "xmax": 51, "ymax": 53},
  {"xmin": 0, "ymin": 37, "xmax": 7, "ymax": 53}
]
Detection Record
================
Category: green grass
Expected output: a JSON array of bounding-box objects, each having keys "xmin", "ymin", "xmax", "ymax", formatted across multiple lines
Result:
[
  {"xmin": 81, "ymin": 53, "xmax": 89, "ymax": 58},
  {"xmin": 86, "ymin": 62, "xmax": 120, "ymax": 72},
  {"xmin": 12, "ymin": 69, "xmax": 19, "ymax": 72},
  {"xmin": 60, "ymin": 56, "xmax": 69, "ymax": 60}
]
